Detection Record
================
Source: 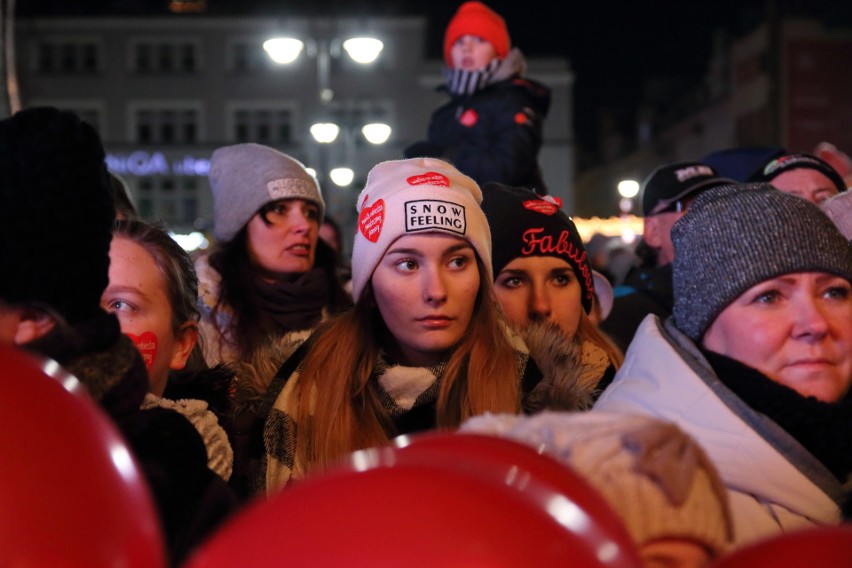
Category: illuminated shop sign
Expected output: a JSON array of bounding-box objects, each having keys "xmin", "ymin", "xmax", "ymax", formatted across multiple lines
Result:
[{"xmin": 106, "ymin": 151, "xmax": 210, "ymax": 177}]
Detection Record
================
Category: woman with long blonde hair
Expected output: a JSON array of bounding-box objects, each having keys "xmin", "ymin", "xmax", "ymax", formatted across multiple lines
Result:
[{"xmin": 263, "ymin": 158, "xmax": 594, "ymax": 492}]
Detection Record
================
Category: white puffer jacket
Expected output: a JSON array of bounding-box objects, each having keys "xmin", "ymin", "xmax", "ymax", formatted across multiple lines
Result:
[{"xmin": 594, "ymin": 315, "xmax": 844, "ymax": 549}]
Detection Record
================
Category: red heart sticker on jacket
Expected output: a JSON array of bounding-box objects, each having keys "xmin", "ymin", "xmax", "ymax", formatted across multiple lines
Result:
[
  {"xmin": 359, "ymin": 198, "xmax": 385, "ymax": 243},
  {"xmin": 459, "ymin": 109, "xmax": 478, "ymax": 127},
  {"xmin": 126, "ymin": 331, "xmax": 158, "ymax": 371}
]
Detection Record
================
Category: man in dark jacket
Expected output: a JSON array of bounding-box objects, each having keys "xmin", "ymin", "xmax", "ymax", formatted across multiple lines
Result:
[
  {"xmin": 0, "ymin": 106, "xmax": 238, "ymax": 566},
  {"xmin": 601, "ymin": 161, "xmax": 732, "ymax": 352}
]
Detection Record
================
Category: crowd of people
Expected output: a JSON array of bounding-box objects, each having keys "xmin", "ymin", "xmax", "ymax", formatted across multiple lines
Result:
[{"xmin": 2, "ymin": 2, "xmax": 851, "ymax": 567}]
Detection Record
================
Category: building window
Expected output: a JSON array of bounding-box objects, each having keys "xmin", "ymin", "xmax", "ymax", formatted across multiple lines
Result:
[
  {"xmin": 231, "ymin": 107, "xmax": 294, "ymax": 145},
  {"xmin": 35, "ymin": 39, "xmax": 101, "ymax": 74},
  {"xmin": 228, "ymin": 41, "xmax": 272, "ymax": 74},
  {"xmin": 132, "ymin": 40, "xmax": 199, "ymax": 74},
  {"xmin": 133, "ymin": 108, "xmax": 199, "ymax": 145},
  {"xmin": 138, "ymin": 198, "xmax": 154, "ymax": 218},
  {"xmin": 183, "ymin": 197, "xmax": 198, "ymax": 223}
]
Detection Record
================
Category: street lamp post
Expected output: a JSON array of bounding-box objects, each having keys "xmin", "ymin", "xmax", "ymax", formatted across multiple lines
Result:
[
  {"xmin": 263, "ymin": 28, "xmax": 390, "ymax": 184},
  {"xmin": 263, "ymin": 24, "xmax": 391, "ymax": 242}
]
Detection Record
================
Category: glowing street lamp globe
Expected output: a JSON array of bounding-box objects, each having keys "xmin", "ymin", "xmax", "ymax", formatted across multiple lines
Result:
[
  {"xmin": 342, "ymin": 38, "xmax": 383, "ymax": 64},
  {"xmin": 361, "ymin": 123, "xmax": 391, "ymax": 145},
  {"xmin": 617, "ymin": 179, "xmax": 640, "ymax": 199},
  {"xmin": 330, "ymin": 167, "xmax": 355, "ymax": 187},
  {"xmin": 310, "ymin": 122, "xmax": 340, "ymax": 144},
  {"xmin": 263, "ymin": 38, "xmax": 304, "ymax": 64}
]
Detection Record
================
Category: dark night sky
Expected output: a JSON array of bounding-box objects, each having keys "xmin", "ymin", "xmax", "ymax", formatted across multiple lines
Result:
[{"xmin": 19, "ymin": 0, "xmax": 850, "ymax": 158}]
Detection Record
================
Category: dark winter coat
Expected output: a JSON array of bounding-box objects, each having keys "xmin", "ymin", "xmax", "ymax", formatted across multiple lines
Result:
[
  {"xmin": 25, "ymin": 311, "xmax": 239, "ymax": 567},
  {"xmin": 405, "ymin": 50, "xmax": 551, "ymax": 194},
  {"xmin": 601, "ymin": 262, "xmax": 674, "ymax": 352}
]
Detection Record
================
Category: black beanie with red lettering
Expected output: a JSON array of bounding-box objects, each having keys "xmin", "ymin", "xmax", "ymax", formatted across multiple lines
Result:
[{"xmin": 481, "ymin": 182, "xmax": 594, "ymax": 313}]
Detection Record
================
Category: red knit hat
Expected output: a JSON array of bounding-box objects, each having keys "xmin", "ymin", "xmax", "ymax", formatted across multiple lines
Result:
[{"xmin": 443, "ymin": 1, "xmax": 511, "ymax": 67}]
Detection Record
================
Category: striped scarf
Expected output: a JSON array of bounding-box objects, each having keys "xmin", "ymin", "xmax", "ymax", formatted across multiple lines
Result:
[{"xmin": 443, "ymin": 59, "xmax": 500, "ymax": 97}]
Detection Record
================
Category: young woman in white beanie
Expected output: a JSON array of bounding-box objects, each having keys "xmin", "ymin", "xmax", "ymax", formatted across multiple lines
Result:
[
  {"xmin": 262, "ymin": 158, "xmax": 593, "ymax": 493},
  {"xmin": 196, "ymin": 143, "xmax": 351, "ymax": 498},
  {"xmin": 595, "ymin": 183, "xmax": 852, "ymax": 548}
]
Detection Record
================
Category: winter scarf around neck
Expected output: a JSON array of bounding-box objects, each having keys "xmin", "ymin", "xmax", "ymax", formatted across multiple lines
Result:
[
  {"xmin": 703, "ymin": 348, "xmax": 852, "ymax": 485},
  {"xmin": 249, "ymin": 265, "xmax": 329, "ymax": 332},
  {"xmin": 444, "ymin": 58, "xmax": 500, "ymax": 96},
  {"xmin": 443, "ymin": 48, "xmax": 527, "ymax": 97}
]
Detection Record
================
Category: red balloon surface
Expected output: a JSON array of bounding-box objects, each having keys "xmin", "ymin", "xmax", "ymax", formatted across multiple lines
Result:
[
  {"xmin": 187, "ymin": 431, "xmax": 642, "ymax": 568},
  {"xmin": 0, "ymin": 346, "xmax": 165, "ymax": 567},
  {"xmin": 711, "ymin": 525, "xmax": 852, "ymax": 568},
  {"xmin": 390, "ymin": 432, "xmax": 642, "ymax": 567}
]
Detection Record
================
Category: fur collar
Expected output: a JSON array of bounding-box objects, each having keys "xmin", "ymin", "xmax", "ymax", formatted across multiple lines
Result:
[{"xmin": 521, "ymin": 322, "xmax": 608, "ymax": 412}]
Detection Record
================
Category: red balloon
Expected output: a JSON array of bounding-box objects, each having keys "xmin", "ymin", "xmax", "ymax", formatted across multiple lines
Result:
[
  {"xmin": 186, "ymin": 452, "xmax": 626, "ymax": 567},
  {"xmin": 390, "ymin": 432, "xmax": 642, "ymax": 568},
  {"xmin": 711, "ymin": 525, "xmax": 852, "ymax": 568},
  {"xmin": 0, "ymin": 346, "xmax": 165, "ymax": 568}
]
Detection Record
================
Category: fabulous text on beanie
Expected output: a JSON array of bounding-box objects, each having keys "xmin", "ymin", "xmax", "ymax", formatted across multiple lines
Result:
[
  {"xmin": 672, "ymin": 183, "xmax": 852, "ymax": 340},
  {"xmin": 0, "ymin": 106, "xmax": 114, "ymax": 324},
  {"xmin": 480, "ymin": 182, "xmax": 595, "ymax": 314},
  {"xmin": 209, "ymin": 143, "xmax": 324, "ymax": 243},
  {"xmin": 443, "ymin": 1, "xmax": 510, "ymax": 67},
  {"xmin": 351, "ymin": 157, "xmax": 492, "ymax": 302}
]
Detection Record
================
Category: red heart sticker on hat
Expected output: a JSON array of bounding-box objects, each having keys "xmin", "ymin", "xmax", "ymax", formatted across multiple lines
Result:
[
  {"xmin": 359, "ymin": 198, "xmax": 385, "ymax": 243},
  {"xmin": 126, "ymin": 331, "xmax": 158, "ymax": 371},
  {"xmin": 522, "ymin": 199, "xmax": 558, "ymax": 216},
  {"xmin": 407, "ymin": 172, "xmax": 449, "ymax": 187}
]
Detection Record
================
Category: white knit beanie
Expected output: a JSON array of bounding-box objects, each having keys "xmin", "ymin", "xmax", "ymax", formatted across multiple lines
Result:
[
  {"xmin": 209, "ymin": 143, "xmax": 324, "ymax": 243},
  {"xmin": 351, "ymin": 158, "xmax": 492, "ymax": 302},
  {"xmin": 460, "ymin": 411, "xmax": 734, "ymax": 556}
]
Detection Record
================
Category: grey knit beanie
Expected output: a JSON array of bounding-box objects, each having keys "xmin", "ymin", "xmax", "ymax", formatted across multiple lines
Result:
[
  {"xmin": 209, "ymin": 143, "xmax": 324, "ymax": 242},
  {"xmin": 672, "ymin": 183, "xmax": 852, "ymax": 340}
]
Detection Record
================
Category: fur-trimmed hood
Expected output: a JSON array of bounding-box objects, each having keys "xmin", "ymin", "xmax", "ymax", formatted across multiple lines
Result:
[{"xmin": 520, "ymin": 322, "xmax": 611, "ymax": 413}]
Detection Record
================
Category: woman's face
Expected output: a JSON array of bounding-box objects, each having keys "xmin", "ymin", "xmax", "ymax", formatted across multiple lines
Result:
[
  {"xmin": 494, "ymin": 256, "xmax": 582, "ymax": 342},
  {"xmin": 371, "ymin": 233, "xmax": 480, "ymax": 367},
  {"xmin": 246, "ymin": 198, "xmax": 320, "ymax": 274},
  {"xmin": 450, "ymin": 34, "xmax": 498, "ymax": 70},
  {"xmin": 101, "ymin": 237, "xmax": 196, "ymax": 396},
  {"xmin": 702, "ymin": 272, "xmax": 852, "ymax": 402}
]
